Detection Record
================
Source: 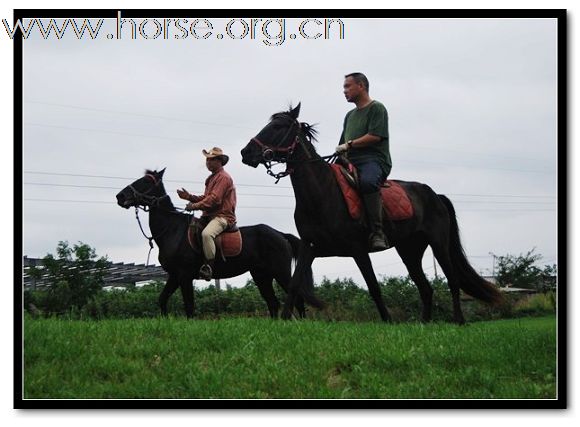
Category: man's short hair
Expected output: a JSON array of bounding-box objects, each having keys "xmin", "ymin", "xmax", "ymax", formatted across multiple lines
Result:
[{"xmin": 345, "ymin": 72, "xmax": 369, "ymax": 92}]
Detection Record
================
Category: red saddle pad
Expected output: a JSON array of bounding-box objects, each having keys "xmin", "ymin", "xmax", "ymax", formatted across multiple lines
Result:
[{"xmin": 330, "ymin": 164, "xmax": 414, "ymax": 221}]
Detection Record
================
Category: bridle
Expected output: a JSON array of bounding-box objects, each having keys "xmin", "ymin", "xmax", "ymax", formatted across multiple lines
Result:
[
  {"xmin": 126, "ymin": 173, "xmax": 179, "ymax": 265},
  {"xmin": 250, "ymin": 116, "xmax": 306, "ymax": 183},
  {"xmin": 128, "ymin": 173, "xmax": 170, "ymax": 210},
  {"xmin": 250, "ymin": 114, "xmax": 336, "ymax": 183},
  {"xmin": 251, "ymin": 115, "xmax": 300, "ymax": 157}
]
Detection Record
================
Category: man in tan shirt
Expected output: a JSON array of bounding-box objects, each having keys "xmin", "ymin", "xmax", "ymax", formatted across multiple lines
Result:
[{"xmin": 177, "ymin": 147, "xmax": 237, "ymax": 280}]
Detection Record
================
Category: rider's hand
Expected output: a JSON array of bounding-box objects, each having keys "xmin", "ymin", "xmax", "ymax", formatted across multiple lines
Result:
[
  {"xmin": 185, "ymin": 202, "xmax": 196, "ymax": 211},
  {"xmin": 335, "ymin": 143, "xmax": 349, "ymax": 154},
  {"xmin": 177, "ymin": 188, "xmax": 191, "ymax": 201}
]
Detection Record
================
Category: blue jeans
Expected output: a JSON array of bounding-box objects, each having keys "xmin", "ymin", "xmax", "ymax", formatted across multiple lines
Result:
[{"xmin": 351, "ymin": 159, "xmax": 387, "ymax": 194}]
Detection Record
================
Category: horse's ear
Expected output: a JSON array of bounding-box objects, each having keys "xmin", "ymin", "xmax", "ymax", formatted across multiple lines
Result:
[
  {"xmin": 290, "ymin": 102, "xmax": 301, "ymax": 119},
  {"xmin": 158, "ymin": 168, "xmax": 166, "ymax": 178}
]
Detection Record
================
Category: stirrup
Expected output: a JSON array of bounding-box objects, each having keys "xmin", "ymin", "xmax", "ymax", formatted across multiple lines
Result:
[{"xmin": 199, "ymin": 264, "xmax": 213, "ymax": 281}]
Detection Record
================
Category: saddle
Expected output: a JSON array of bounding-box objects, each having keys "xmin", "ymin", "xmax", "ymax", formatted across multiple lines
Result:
[
  {"xmin": 331, "ymin": 157, "xmax": 414, "ymax": 221},
  {"xmin": 187, "ymin": 217, "xmax": 242, "ymax": 259}
]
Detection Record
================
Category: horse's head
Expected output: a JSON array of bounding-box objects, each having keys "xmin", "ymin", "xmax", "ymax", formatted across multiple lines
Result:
[
  {"xmin": 241, "ymin": 103, "xmax": 303, "ymax": 168},
  {"xmin": 116, "ymin": 168, "xmax": 167, "ymax": 209}
]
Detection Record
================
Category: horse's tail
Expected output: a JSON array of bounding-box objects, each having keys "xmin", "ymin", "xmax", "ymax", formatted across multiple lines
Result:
[
  {"xmin": 438, "ymin": 195, "xmax": 504, "ymax": 306},
  {"xmin": 283, "ymin": 233, "xmax": 301, "ymax": 267},
  {"xmin": 283, "ymin": 233, "xmax": 325, "ymax": 309}
]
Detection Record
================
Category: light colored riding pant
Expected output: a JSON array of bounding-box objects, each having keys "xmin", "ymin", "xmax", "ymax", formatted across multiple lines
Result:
[{"xmin": 201, "ymin": 216, "xmax": 229, "ymax": 261}]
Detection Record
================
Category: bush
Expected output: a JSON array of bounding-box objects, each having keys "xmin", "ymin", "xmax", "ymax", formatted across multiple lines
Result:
[
  {"xmin": 513, "ymin": 291, "xmax": 556, "ymax": 316},
  {"xmin": 78, "ymin": 280, "xmax": 277, "ymax": 319},
  {"xmin": 82, "ymin": 282, "xmax": 181, "ymax": 319},
  {"xmin": 24, "ymin": 270, "xmax": 557, "ymax": 322},
  {"xmin": 310, "ymin": 277, "xmax": 377, "ymax": 321}
]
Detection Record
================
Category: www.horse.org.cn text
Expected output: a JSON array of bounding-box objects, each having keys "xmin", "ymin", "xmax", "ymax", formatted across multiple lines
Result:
[{"xmin": 3, "ymin": 13, "xmax": 346, "ymax": 46}]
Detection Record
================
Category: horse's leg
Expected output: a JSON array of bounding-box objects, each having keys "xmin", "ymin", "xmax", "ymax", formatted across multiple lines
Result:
[
  {"xmin": 177, "ymin": 271, "xmax": 195, "ymax": 319},
  {"xmin": 158, "ymin": 274, "xmax": 179, "ymax": 317},
  {"xmin": 251, "ymin": 271, "xmax": 280, "ymax": 318},
  {"xmin": 430, "ymin": 241, "xmax": 465, "ymax": 325},
  {"xmin": 294, "ymin": 296, "xmax": 306, "ymax": 318},
  {"xmin": 353, "ymin": 253, "xmax": 391, "ymax": 322},
  {"xmin": 278, "ymin": 282, "xmax": 307, "ymax": 318},
  {"xmin": 273, "ymin": 271, "xmax": 306, "ymax": 319},
  {"xmin": 395, "ymin": 238, "xmax": 433, "ymax": 322},
  {"xmin": 281, "ymin": 242, "xmax": 315, "ymax": 320}
]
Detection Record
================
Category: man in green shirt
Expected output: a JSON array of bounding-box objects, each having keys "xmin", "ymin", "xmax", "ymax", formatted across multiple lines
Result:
[{"xmin": 336, "ymin": 72, "xmax": 392, "ymax": 251}]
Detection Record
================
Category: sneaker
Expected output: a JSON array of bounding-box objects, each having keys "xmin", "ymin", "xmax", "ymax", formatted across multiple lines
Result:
[{"xmin": 199, "ymin": 264, "xmax": 213, "ymax": 281}]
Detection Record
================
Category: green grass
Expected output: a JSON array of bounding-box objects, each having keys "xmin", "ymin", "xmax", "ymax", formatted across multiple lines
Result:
[{"xmin": 23, "ymin": 316, "xmax": 557, "ymax": 399}]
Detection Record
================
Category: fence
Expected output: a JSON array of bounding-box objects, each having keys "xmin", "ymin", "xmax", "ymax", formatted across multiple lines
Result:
[{"xmin": 22, "ymin": 256, "xmax": 168, "ymax": 289}]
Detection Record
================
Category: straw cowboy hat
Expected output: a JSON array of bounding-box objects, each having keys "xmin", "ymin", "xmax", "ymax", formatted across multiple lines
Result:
[{"xmin": 202, "ymin": 147, "xmax": 229, "ymax": 165}]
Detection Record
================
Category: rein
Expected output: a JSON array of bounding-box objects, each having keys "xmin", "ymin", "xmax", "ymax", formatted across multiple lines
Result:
[
  {"xmin": 129, "ymin": 173, "xmax": 190, "ymax": 265},
  {"xmin": 134, "ymin": 207, "xmax": 154, "ymax": 266},
  {"xmin": 133, "ymin": 204, "xmax": 191, "ymax": 265}
]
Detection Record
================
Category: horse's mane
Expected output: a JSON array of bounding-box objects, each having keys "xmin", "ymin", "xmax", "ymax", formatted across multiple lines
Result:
[{"xmin": 270, "ymin": 106, "xmax": 319, "ymax": 144}]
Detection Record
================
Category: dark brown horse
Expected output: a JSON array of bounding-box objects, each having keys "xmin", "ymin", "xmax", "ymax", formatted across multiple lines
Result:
[
  {"xmin": 116, "ymin": 168, "xmax": 323, "ymax": 318},
  {"xmin": 241, "ymin": 104, "xmax": 503, "ymax": 324}
]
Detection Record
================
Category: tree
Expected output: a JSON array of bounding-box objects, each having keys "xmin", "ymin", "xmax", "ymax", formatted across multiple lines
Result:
[
  {"xmin": 29, "ymin": 241, "xmax": 109, "ymax": 314},
  {"xmin": 494, "ymin": 248, "xmax": 556, "ymax": 291},
  {"xmin": 539, "ymin": 263, "xmax": 558, "ymax": 292}
]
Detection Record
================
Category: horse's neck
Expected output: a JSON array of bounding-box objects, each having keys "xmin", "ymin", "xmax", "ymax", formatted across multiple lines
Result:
[
  {"xmin": 147, "ymin": 194, "xmax": 182, "ymax": 246},
  {"xmin": 289, "ymin": 159, "xmax": 336, "ymax": 212}
]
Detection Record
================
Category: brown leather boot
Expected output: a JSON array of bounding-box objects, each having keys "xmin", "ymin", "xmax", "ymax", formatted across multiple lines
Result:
[{"xmin": 362, "ymin": 192, "xmax": 389, "ymax": 252}]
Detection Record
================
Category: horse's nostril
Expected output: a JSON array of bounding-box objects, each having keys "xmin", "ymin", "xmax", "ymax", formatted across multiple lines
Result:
[{"xmin": 116, "ymin": 193, "xmax": 129, "ymax": 207}]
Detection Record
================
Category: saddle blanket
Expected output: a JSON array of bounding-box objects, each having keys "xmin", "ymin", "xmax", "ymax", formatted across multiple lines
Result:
[
  {"xmin": 187, "ymin": 222, "xmax": 242, "ymax": 258},
  {"xmin": 330, "ymin": 164, "xmax": 414, "ymax": 221}
]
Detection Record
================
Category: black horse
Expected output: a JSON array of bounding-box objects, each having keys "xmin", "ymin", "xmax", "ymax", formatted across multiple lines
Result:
[
  {"xmin": 241, "ymin": 104, "xmax": 503, "ymax": 324},
  {"xmin": 116, "ymin": 168, "xmax": 322, "ymax": 318}
]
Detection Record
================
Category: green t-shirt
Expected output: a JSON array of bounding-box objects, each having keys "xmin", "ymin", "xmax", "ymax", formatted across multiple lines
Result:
[{"xmin": 341, "ymin": 100, "xmax": 391, "ymax": 175}]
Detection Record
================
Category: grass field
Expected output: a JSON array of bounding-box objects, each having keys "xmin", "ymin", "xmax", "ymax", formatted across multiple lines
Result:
[{"xmin": 23, "ymin": 316, "xmax": 557, "ymax": 399}]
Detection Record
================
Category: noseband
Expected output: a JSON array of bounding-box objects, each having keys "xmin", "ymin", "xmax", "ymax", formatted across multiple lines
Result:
[{"xmin": 251, "ymin": 135, "xmax": 300, "ymax": 162}]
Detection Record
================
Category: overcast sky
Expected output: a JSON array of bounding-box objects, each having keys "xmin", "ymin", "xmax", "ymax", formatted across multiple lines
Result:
[{"xmin": 20, "ymin": 15, "xmax": 559, "ymax": 288}]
